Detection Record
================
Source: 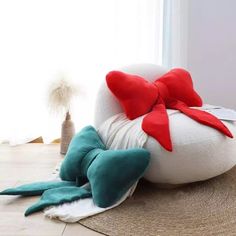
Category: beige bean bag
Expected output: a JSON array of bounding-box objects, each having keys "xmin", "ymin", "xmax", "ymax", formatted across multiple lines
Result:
[{"xmin": 94, "ymin": 64, "xmax": 236, "ymax": 184}]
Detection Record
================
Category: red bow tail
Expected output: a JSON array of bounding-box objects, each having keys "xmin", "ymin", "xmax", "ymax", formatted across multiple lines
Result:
[
  {"xmin": 168, "ymin": 99, "xmax": 233, "ymax": 138},
  {"xmin": 142, "ymin": 103, "xmax": 173, "ymax": 151}
]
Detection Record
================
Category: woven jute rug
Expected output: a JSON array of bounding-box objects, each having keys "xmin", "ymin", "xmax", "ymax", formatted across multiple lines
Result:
[{"xmin": 79, "ymin": 166, "xmax": 236, "ymax": 236}]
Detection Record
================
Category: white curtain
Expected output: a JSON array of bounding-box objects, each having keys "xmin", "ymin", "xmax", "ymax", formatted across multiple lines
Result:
[
  {"xmin": 162, "ymin": 0, "xmax": 189, "ymax": 69},
  {"xmin": 0, "ymin": 0, "xmax": 163, "ymax": 145}
]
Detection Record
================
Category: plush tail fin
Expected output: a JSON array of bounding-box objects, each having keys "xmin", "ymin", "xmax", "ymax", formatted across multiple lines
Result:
[
  {"xmin": 25, "ymin": 186, "xmax": 91, "ymax": 216},
  {"xmin": 0, "ymin": 181, "xmax": 76, "ymax": 196}
]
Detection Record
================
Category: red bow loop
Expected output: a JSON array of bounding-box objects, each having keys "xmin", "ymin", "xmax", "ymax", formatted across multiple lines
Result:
[
  {"xmin": 106, "ymin": 69, "xmax": 233, "ymax": 152},
  {"xmin": 156, "ymin": 68, "xmax": 203, "ymax": 107},
  {"xmin": 106, "ymin": 71, "xmax": 159, "ymax": 120}
]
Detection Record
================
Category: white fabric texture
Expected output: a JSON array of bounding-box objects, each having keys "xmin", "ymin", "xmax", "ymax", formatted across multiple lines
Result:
[
  {"xmin": 97, "ymin": 105, "xmax": 236, "ymax": 185},
  {"xmin": 96, "ymin": 104, "xmax": 236, "ymax": 185},
  {"xmin": 143, "ymin": 110, "xmax": 236, "ymax": 184},
  {"xmin": 95, "ymin": 103, "xmax": 236, "ymax": 185},
  {"xmin": 45, "ymin": 182, "xmax": 138, "ymax": 223}
]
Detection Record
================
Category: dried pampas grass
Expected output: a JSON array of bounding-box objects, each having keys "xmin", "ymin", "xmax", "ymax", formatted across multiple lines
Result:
[{"xmin": 48, "ymin": 77, "xmax": 78, "ymax": 114}]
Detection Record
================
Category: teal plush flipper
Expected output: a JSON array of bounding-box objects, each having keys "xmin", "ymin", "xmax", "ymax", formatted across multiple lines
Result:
[
  {"xmin": 60, "ymin": 125, "xmax": 106, "ymax": 183},
  {"xmin": 60, "ymin": 126, "xmax": 150, "ymax": 208},
  {"xmin": 0, "ymin": 181, "xmax": 76, "ymax": 196},
  {"xmin": 25, "ymin": 186, "xmax": 91, "ymax": 216},
  {"xmin": 0, "ymin": 125, "xmax": 150, "ymax": 217},
  {"xmin": 88, "ymin": 148, "xmax": 150, "ymax": 208}
]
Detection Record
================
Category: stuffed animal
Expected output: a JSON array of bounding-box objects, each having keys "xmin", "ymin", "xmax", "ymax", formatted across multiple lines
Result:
[{"xmin": 0, "ymin": 126, "xmax": 150, "ymax": 216}]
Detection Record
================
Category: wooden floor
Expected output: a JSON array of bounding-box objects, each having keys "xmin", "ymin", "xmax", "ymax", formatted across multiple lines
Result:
[{"xmin": 0, "ymin": 144, "xmax": 103, "ymax": 236}]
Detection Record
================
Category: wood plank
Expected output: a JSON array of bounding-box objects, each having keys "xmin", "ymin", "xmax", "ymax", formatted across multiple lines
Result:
[
  {"xmin": 0, "ymin": 144, "xmax": 102, "ymax": 236},
  {"xmin": 0, "ymin": 144, "xmax": 64, "ymax": 164},
  {"xmin": 0, "ymin": 166, "xmax": 57, "ymax": 181},
  {"xmin": 0, "ymin": 212, "xmax": 66, "ymax": 236},
  {"xmin": 0, "ymin": 145, "xmax": 65, "ymax": 236}
]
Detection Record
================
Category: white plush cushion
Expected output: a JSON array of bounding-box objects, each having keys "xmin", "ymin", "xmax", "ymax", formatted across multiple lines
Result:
[
  {"xmin": 94, "ymin": 64, "xmax": 236, "ymax": 184},
  {"xmin": 143, "ymin": 112, "xmax": 236, "ymax": 184}
]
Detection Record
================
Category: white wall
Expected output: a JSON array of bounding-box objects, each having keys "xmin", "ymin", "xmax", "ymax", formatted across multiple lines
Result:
[{"xmin": 187, "ymin": 0, "xmax": 236, "ymax": 109}]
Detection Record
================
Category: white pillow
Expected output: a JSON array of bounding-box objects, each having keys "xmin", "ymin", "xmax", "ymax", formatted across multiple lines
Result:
[
  {"xmin": 143, "ymin": 112, "xmax": 236, "ymax": 184},
  {"xmin": 94, "ymin": 64, "xmax": 236, "ymax": 184}
]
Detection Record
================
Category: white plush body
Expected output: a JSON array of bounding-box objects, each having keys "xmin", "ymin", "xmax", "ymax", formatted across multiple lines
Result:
[{"xmin": 94, "ymin": 64, "xmax": 236, "ymax": 184}]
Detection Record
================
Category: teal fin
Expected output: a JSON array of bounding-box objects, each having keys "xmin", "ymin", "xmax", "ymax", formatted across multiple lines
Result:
[
  {"xmin": 0, "ymin": 181, "xmax": 76, "ymax": 196},
  {"xmin": 25, "ymin": 186, "xmax": 92, "ymax": 216}
]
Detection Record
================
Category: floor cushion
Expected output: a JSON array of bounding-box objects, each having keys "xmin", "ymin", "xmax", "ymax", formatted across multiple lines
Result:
[{"xmin": 94, "ymin": 64, "xmax": 236, "ymax": 184}]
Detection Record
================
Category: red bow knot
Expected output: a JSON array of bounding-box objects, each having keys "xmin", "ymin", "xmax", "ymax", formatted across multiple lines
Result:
[{"xmin": 106, "ymin": 68, "xmax": 233, "ymax": 152}]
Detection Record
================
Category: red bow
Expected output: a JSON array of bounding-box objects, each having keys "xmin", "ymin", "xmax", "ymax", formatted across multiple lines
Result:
[{"xmin": 106, "ymin": 68, "xmax": 233, "ymax": 151}]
